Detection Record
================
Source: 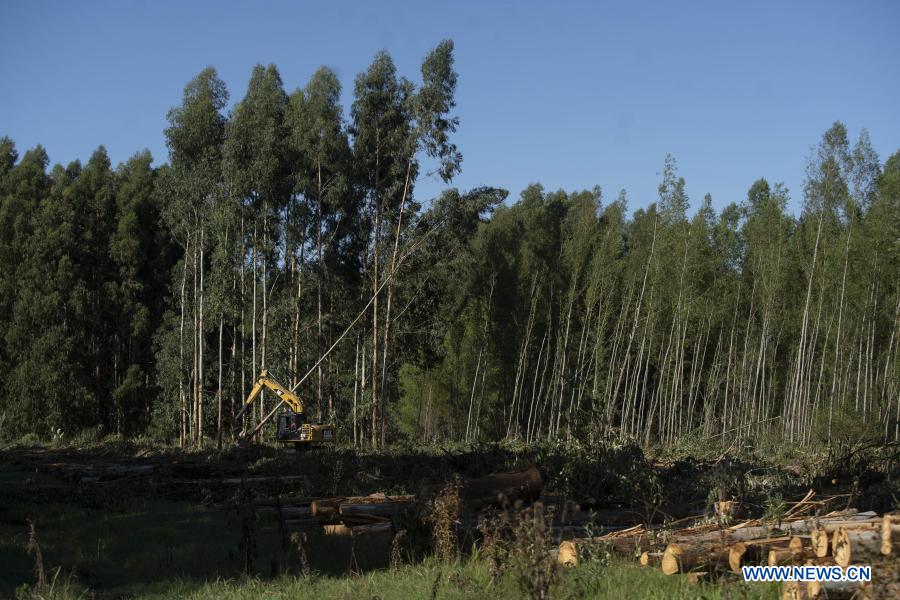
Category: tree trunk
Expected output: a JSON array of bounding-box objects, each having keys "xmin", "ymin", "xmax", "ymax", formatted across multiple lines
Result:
[
  {"xmin": 178, "ymin": 234, "xmax": 190, "ymax": 448},
  {"xmin": 198, "ymin": 225, "xmax": 205, "ymax": 447},
  {"xmin": 217, "ymin": 312, "xmax": 223, "ymax": 450}
]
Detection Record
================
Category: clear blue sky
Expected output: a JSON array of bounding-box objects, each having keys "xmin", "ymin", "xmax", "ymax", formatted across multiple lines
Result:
[{"xmin": 2, "ymin": 1, "xmax": 898, "ymax": 215}]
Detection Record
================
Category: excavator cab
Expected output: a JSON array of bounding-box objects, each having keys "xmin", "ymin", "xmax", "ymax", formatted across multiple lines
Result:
[
  {"xmin": 276, "ymin": 411, "xmax": 303, "ymax": 441},
  {"xmin": 276, "ymin": 410, "xmax": 335, "ymax": 443}
]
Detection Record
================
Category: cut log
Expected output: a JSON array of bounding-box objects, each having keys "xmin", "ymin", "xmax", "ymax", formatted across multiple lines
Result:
[
  {"xmin": 661, "ymin": 543, "xmax": 730, "ymax": 575},
  {"xmin": 557, "ymin": 541, "xmax": 578, "ymax": 567},
  {"xmin": 686, "ymin": 571, "xmax": 709, "ymax": 585},
  {"xmin": 832, "ymin": 527, "xmax": 881, "ymax": 568},
  {"xmin": 881, "ymin": 514, "xmax": 900, "ymax": 555},
  {"xmin": 603, "ymin": 534, "xmax": 650, "ymax": 557},
  {"xmin": 810, "ymin": 528, "xmax": 830, "ymax": 557},
  {"xmin": 661, "ymin": 544, "xmax": 684, "ymax": 576},
  {"xmin": 639, "ymin": 551, "xmax": 662, "ymax": 567},
  {"xmin": 768, "ymin": 547, "xmax": 817, "ymax": 566},
  {"xmin": 310, "ymin": 498, "xmax": 344, "ymax": 518},
  {"xmin": 671, "ymin": 511, "xmax": 876, "ymax": 548},
  {"xmin": 809, "ymin": 519, "xmax": 881, "ymax": 534},
  {"xmin": 728, "ymin": 537, "xmax": 791, "ymax": 573},
  {"xmin": 339, "ymin": 500, "xmax": 412, "ymax": 520},
  {"xmin": 322, "ymin": 524, "xmax": 352, "ymax": 536},
  {"xmin": 339, "ymin": 513, "xmax": 391, "ymax": 527},
  {"xmin": 461, "ymin": 466, "xmax": 543, "ymax": 510},
  {"xmin": 766, "ymin": 548, "xmax": 797, "ymax": 567},
  {"xmin": 267, "ymin": 506, "xmax": 311, "ymax": 519},
  {"xmin": 349, "ymin": 522, "xmax": 392, "ymax": 536},
  {"xmin": 339, "ymin": 493, "xmax": 415, "ymax": 505},
  {"xmin": 728, "ymin": 542, "xmax": 748, "ymax": 573},
  {"xmin": 767, "ymin": 539, "xmax": 812, "ymax": 566}
]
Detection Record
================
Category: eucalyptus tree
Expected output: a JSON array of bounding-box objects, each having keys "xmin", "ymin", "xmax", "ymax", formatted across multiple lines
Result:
[
  {"xmin": 737, "ymin": 179, "xmax": 792, "ymax": 439},
  {"xmin": 784, "ymin": 122, "xmax": 885, "ymax": 443},
  {"xmin": 351, "ymin": 50, "xmax": 413, "ymax": 447},
  {"xmin": 554, "ymin": 187, "xmax": 603, "ymax": 439},
  {"xmin": 0, "ymin": 137, "xmax": 24, "ymax": 414},
  {"xmin": 224, "ymin": 64, "xmax": 290, "ymax": 436},
  {"xmin": 3, "ymin": 153, "xmax": 73, "ymax": 435},
  {"xmin": 351, "ymin": 40, "xmax": 462, "ymax": 447},
  {"xmin": 868, "ymin": 152, "xmax": 900, "ymax": 440},
  {"xmin": 5, "ymin": 148, "xmax": 116, "ymax": 434},
  {"xmin": 110, "ymin": 150, "xmax": 170, "ymax": 434},
  {"xmin": 71, "ymin": 148, "xmax": 118, "ymax": 429},
  {"xmin": 163, "ymin": 67, "xmax": 228, "ymax": 446},
  {"xmin": 286, "ymin": 66, "xmax": 353, "ymax": 420}
]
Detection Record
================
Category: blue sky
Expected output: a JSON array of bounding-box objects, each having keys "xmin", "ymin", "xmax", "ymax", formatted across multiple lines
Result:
[{"xmin": 2, "ymin": 1, "xmax": 898, "ymax": 215}]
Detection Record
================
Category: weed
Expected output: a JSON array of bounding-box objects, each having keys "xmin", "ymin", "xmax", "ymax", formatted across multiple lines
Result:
[
  {"xmin": 225, "ymin": 484, "xmax": 258, "ymax": 576},
  {"xmin": 508, "ymin": 502, "xmax": 558, "ymax": 600},
  {"xmin": 25, "ymin": 520, "xmax": 47, "ymax": 594},
  {"xmin": 429, "ymin": 567, "xmax": 441, "ymax": 600},
  {"xmin": 17, "ymin": 521, "xmax": 85, "ymax": 600},
  {"xmin": 430, "ymin": 477, "xmax": 462, "ymax": 562},
  {"xmin": 390, "ymin": 529, "xmax": 407, "ymax": 570},
  {"xmin": 477, "ymin": 510, "xmax": 509, "ymax": 583},
  {"xmin": 289, "ymin": 532, "xmax": 311, "ymax": 578}
]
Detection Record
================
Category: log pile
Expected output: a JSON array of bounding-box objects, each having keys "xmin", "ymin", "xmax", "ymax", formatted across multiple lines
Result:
[
  {"xmin": 558, "ymin": 505, "xmax": 900, "ymax": 598},
  {"xmin": 257, "ymin": 493, "xmax": 416, "ymax": 535},
  {"xmin": 260, "ymin": 466, "xmax": 545, "ymax": 537},
  {"xmin": 13, "ymin": 449, "xmax": 548, "ymax": 537}
]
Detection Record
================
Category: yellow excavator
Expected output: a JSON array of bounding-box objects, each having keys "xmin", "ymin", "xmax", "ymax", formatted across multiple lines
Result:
[{"xmin": 233, "ymin": 370, "xmax": 335, "ymax": 448}]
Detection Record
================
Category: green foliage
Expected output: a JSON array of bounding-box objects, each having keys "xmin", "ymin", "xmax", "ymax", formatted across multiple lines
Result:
[{"xmin": 0, "ymin": 40, "xmax": 896, "ymax": 459}]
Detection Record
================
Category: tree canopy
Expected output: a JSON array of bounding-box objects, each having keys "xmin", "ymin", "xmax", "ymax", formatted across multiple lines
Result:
[{"xmin": 0, "ymin": 44, "xmax": 897, "ymax": 450}]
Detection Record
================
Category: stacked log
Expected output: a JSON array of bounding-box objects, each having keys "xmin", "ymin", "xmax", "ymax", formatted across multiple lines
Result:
[
  {"xmin": 458, "ymin": 465, "xmax": 544, "ymax": 510},
  {"xmin": 882, "ymin": 514, "xmax": 900, "ymax": 555},
  {"xmin": 558, "ymin": 507, "xmax": 892, "ymax": 597},
  {"xmin": 767, "ymin": 537, "xmax": 814, "ymax": 566},
  {"xmin": 728, "ymin": 536, "xmax": 792, "ymax": 573},
  {"xmin": 832, "ymin": 527, "xmax": 881, "ymax": 567},
  {"xmin": 661, "ymin": 542, "xmax": 732, "ymax": 575},
  {"xmin": 264, "ymin": 468, "xmax": 544, "ymax": 536}
]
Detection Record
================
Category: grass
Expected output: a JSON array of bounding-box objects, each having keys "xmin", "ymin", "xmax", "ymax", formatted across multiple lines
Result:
[
  {"xmin": 1, "ymin": 455, "xmax": 781, "ymax": 600},
  {"xmin": 4, "ymin": 438, "xmax": 895, "ymax": 599},
  {"xmin": 0, "ymin": 469, "xmax": 398, "ymax": 597},
  {"xmin": 0, "ymin": 467, "xmax": 237, "ymax": 596},
  {"xmin": 131, "ymin": 557, "xmax": 782, "ymax": 600}
]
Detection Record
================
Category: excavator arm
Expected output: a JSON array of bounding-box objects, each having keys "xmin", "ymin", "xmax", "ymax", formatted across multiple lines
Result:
[
  {"xmin": 234, "ymin": 370, "xmax": 303, "ymax": 437},
  {"xmin": 243, "ymin": 370, "xmax": 305, "ymax": 414}
]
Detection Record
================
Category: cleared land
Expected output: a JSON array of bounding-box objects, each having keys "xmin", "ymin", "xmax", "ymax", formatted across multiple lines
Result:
[{"xmin": 1, "ymin": 441, "xmax": 897, "ymax": 598}]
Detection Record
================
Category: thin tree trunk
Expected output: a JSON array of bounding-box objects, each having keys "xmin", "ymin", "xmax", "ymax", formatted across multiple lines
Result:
[
  {"xmin": 178, "ymin": 234, "xmax": 190, "ymax": 448},
  {"xmin": 378, "ymin": 160, "xmax": 414, "ymax": 447},
  {"xmin": 198, "ymin": 225, "xmax": 205, "ymax": 447},
  {"xmin": 217, "ymin": 313, "xmax": 223, "ymax": 450}
]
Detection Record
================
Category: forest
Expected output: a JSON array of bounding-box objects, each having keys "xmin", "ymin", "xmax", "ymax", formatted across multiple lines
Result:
[{"xmin": 0, "ymin": 40, "xmax": 898, "ymax": 451}]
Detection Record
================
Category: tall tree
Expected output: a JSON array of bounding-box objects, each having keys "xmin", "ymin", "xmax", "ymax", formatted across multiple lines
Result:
[
  {"xmin": 162, "ymin": 67, "xmax": 228, "ymax": 446},
  {"xmin": 286, "ymin": 66, "xmax": 353, "ymax": 421},
  {"xmin": 224, "ymin": 64, "xmax": 290, "ymax": 438}
]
